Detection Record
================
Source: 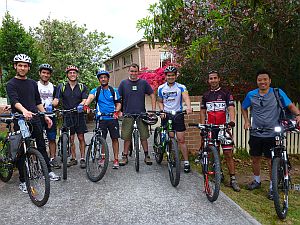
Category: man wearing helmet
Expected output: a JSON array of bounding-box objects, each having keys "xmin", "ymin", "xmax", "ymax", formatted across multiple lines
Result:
[
  {"xmin": 37, "ymin": 64, "xmax": 60, "ymax": 169},
  {"xmin": 157, "ymin": 65, "xmax": 193, "ymax": 173},
  {"xmin": 6, "ymin": 54, "xmax": 61, "ymax": 193},
  {"xmin": 118, "ymin": 63, "xmax": 156, "ymax": 166},
  {"xmin": 200, "ymin": 70, "xmax": 240, "ymax": 192},
  {"xmin": 53, "ymin": 65, "xmax": 88, "ymax": 169},
  {"xmin": 84, "ymin": 70, "xmax": 121, "ymax": 169}
]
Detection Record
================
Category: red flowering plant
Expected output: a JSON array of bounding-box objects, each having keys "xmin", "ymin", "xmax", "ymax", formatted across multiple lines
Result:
[{"xmin": 138, "ymin": 63, "xmax": 181, "ymax": 93}]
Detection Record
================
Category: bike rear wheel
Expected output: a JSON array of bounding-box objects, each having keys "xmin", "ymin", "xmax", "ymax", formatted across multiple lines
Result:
[
  {"xmin": 153, "ymin": 127, "xmax": 163, "ymax": 164},
  {"xmin": 0, "ymin": 140, "xmax": 13, "ymax": 182},
  {"xmin": 86, "ymin": 135, "xmax": 109, "ymax": 182},
  {"xmin": 133, "ymin": 130, "xmax": 140, "ymax": 172},
  {"xmin": 24, "ymin": 147, "xmax": 50, "ymax": 207},
  {"xmin": 272, "ymin": 156, "xmax": 289, "ymax": 219},
  {"xmin": 61, "ymin": 133, "xmax": 68, "ymax": 180},
  {"xmin": 203, "ymin": 146, "xmax": 221, "ymax": 202},
  {"xmin": 167, "ymin": 137, "xmax": 180, "ymax": 187}
]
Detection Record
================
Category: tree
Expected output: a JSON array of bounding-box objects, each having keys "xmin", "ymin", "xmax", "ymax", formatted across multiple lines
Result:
[
  {"xmin": 31, "ymin": 18, "xmax": 113, "ymax": 89},
  {"xmin": 138, "ymin": 0, "xmax": 300, "ymax": 101},
  {"xmin": 0, "ymin": 12, "xmax": 40, "ymax": 97}
]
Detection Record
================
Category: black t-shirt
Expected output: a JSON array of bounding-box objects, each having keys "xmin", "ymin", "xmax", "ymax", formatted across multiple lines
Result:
[
  {"xmin": 55, "ymin": 82, "xmax": 88, "ymax": 110},
  {"xmin": 6, "ymin": 77, "xmax": 41, "ymax": 113}
]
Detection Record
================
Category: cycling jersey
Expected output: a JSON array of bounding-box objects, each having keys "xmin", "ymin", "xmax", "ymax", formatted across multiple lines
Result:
[
  {"xmin": 158, "ymin": 82, "xmax": 187, "ymax": 112},
  {"xmin": 201, "ymin": 87, "xmax": 234, "ymax": 125}
]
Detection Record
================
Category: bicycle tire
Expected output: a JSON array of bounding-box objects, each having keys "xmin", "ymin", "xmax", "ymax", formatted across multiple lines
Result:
[
  {"xmin": 153, "ymin": 127, "xmax": 163, "ymax": 164},
  {"xmin": 24, "ymin": 147, "xmax": 50, "ymax": 207},
  {"xmin": 203, "ymin": 146, "xmax": 221, "ymax": 202},
  {"xmin": 272, "ymin": 156, "xmax": 288, "ymax": 219},
  {"xmin": 133, "ymin": 130, "xmax": 140, "ymax": 172},
  {"xmin": 61, "ymin": 133, "xmax": 68, "ymax": 180},
  {"xmin": 0, "ymin": 140, "xmax": 13, "ymax": 182},
  {"xmin": 167, "ymin": 137, "xmax": 180, "ymax": 187},
  {"xmin": 86, "ymin": 135, "xmax": 109, "ymax": 182}
]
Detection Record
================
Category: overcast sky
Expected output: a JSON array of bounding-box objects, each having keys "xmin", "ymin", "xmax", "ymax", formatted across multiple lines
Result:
[{"xmin": 0, "ymin": 0, "xmax": 158, "ymax": 55}]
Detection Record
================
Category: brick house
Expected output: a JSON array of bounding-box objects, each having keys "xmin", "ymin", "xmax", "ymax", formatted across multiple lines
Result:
[{"xmin": 103, "ymin": 39, "xmax": 172, "ymax": 87}]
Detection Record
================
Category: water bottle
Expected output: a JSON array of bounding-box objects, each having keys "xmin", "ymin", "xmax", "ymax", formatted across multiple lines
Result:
[
  {"xmin": 18, "ymin": 119, "xmax": 30, "ymax": 138},
  {"xmin": 161, "ymin": 130, "xmax": 166, "ymax": 143}
]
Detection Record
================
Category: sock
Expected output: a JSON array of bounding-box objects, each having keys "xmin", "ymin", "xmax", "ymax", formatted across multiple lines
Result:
[
  {"xmin": 50, "ymin": 158, "xmax": 54, "ymax": 161},
  {"xmin": 184, "ymin": 160, "xmax": 189, "ymax": 165},
  {"xmin": 269, "ymin": 181, "xmax": 272, "ymax": 190},
  {"xmin": 144, "ymin": 151, "xmax": 149, "ymax": 157},
  {"xmin": 254, "ymin": 175, "xmax": 261, "ymax": 183},
  {"xmin": 230, "ymin": 175, "xmax": 236, "ymax": 180}
]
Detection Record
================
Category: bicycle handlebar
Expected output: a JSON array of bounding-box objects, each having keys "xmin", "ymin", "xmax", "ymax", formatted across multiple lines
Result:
[{"xmin": 188, "ymin": 122, "xmax": 235, "ymax": 129}]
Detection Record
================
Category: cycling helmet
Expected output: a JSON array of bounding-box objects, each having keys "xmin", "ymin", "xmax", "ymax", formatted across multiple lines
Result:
[
  {"xmin": 65, "ymin": 65, "xmax": 79, "ymax": 73},
  {"xmin": 13, "ymin": 54, "xmax": 32, "ymax": 64},
  {"xmin": 39, "ymin": 64, "xmax": 53, "ymax": 73},
  {"xmin": 142, "ymin": 114, "xmax": 158, "ymax": 125},
  {"xmin": 164, "ymin": 66, "xmax": 177, "ymax": 74},
  {"xmin": 96, "ymin": 70, "xmax": 110, "ymax": 79}
]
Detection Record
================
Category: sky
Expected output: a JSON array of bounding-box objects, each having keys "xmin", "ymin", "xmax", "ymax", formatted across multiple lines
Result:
[{"xmin": 0, "ymin": 0, "xmax": 158, "ymax": 55}]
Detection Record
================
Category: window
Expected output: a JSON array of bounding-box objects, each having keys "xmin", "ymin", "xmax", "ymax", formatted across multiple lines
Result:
[
  {"xmin": 160, "ymin": 52, "xmax": 173, "ymax": 67},
  {"xmin": 123, "ymin": 54, "xmax": 132, "ymax": 66},
  {"xmin": 115, "ymin": 59, "xmax": 120, "ymax": 68},
  {"xmin": 106, "ymin": 62, "xmax": 113, "ymax": 71}
]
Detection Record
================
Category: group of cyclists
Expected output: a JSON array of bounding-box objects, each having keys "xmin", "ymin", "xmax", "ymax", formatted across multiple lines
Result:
[{"xmin": 3, "ymin": 53, "xmax": 300, "ymax": 201}]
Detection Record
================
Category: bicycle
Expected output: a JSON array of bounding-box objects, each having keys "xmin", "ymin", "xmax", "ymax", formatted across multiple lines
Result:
[
  {"xmin": 55, "ymin": 108, "xmax": 79, "ymax": 180},
  {"xmin": 150, "ymin": 110, "xmax": 184, "ymax": 187},
  {"xmin": 189, "ymin": 122, "xmax": 234, "ymax": 202},
  {"xmin": 0, "ymin": 112, "xmax": 50, "ymax": 207},
  {"xmin": 251, "ymin": 119, "xmax": 299, "ymax": 219},
  {"xmin": 85, "ymin": 110, "xmax": 111, "ymax": 182},
  {"xmin": 123, "ymin": 112, "xmax": 153, "ymax": 172}
]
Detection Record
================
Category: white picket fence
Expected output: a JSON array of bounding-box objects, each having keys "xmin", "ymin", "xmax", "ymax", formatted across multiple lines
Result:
[{"xmin": 233, "ymin": 101, "xmax": 300, "ymax": 154}]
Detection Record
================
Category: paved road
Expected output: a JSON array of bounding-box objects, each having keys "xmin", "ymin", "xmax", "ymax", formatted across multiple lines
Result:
[{"xmin": 0, "ymin": 125, "xmax": 260, "ymax": 225}]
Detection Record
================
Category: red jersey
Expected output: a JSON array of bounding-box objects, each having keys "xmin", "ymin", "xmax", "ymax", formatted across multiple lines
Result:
[{"xmin": 201, "ymin": 87, "xmax": 235, "ymax": 125}]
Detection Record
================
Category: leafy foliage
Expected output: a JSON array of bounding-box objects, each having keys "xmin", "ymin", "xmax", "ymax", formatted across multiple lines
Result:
[{"xmin": 138, "ymin": 0, "xmax": 300, "ymax": 101}]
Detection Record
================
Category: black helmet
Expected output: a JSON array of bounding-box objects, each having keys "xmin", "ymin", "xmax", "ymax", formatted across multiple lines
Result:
[
  {"xmin": 164, "ymin": 66, "xmax": 177, "ymax": 74},
  {"xmin": 39, "ymin": 64, "xmax": 53, "ymax": 73},
  {"xmin": 142, "ymin": 114, "xmax": 158, "ymax": 125}
]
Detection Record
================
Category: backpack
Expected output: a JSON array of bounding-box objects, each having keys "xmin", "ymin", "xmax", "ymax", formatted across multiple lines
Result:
[
  {"xmin": 95, "ymin": 86, "xmax": 119, "ymax": 107},
  {"xmin": 273, "ymin": 88, "xmax": 294, "ymax": 119},
  {"xmin": 61, "ymin": 82, "xmax": 84, "ymax": 94}
]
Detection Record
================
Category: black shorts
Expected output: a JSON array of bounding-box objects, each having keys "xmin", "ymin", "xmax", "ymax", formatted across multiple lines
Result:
[
  {"xmin": 248, "ymin": 136, "xmax": 275, "ymax": 158},
  {"xmin": 98, "ymin": 119, "xmax": 120, "ymax": 139},
  {"xmin": 162, "ymin": 113, "xmax": 186, "ymax": 132},
  {"xmin": 65, "ymin": 113, "xmax": 88, "ymax": 135}
]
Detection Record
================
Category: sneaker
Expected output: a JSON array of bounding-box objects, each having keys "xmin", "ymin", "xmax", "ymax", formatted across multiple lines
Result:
[
  {"xmin": 144, "ymin": 155, "xmax": 153, "ymax": 165},
  {"xmin": 230, "ymin": 179, "xmax": 241, "ymax": 192},
  {"xmin": 80, "ymin": 159, "xmax": 86, "ymax": 169},
  {"xmin": 19, "ymin": 182, "xmax": 28, "ymax": 193},
  {"xmin": 113, "ymin": 159, "xmax": 119, "ymax": 169},
  {"xmin": 247, "ymin": 180, "xmax": 261, "ymax": 190},
  {"xmin": 184, "ymin": 163, "xmax": 191, "ymax": 173},
  {"xmin": 49, "ymin": 172, "xmax": 61, "ymax": 181},
  {"xmin": 98, "ymin": 158, "xmax": 105, "ymax": 167},
  {"xmin": 67, "ymin": 158, "xmax": 78, "ymax": 167},
  {"xmin": 267, "ymin": 190, "xmax": 274, "ymax": 200},
  {"xmin": 119, "ymin": 155, "xmax": 128, "ymax": 166},
  {"xmin": 49, "ymin": 158, "xmax": 61, "ymax": 169}
]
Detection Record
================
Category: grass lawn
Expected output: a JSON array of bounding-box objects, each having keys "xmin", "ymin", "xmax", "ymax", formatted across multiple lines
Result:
[{"xmin": 191, "ymin": 151, "xmax": 300, "ymax": 225}]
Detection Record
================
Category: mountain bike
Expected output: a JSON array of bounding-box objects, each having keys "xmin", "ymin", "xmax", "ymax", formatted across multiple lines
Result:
[
  {"xmin": 55, "ymin": 108, "xmax": 79, "ymax": 180},
  {"xmin": 86, "ymin": 111, "xmax": 111, "ymax": 182},
  {"xmin": 189, "ymin": 122, "xmax": 233, "ymax": 202},
  {"xmin": 123, "ymin": 113, "xmax": 151, "ymax": 172},
  {"xmin": 0, "ymin": 113, "xmax": 50, "ymax": 207},
  {"xmin": 150, "ymin": 110, "xmax": 185, "ymax": 187},
  {"xmin": 251, "ymin": 119, "xmax": 299, "ymax": 219}
]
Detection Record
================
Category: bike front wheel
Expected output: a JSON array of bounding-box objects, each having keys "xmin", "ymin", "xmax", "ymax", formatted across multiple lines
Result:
[
  {"xmin": 61, "ymin": 133, "xmax": 69, "ymax": 180},
  {"xmin": 203, "ymin": 146, "xmax": 221, "ymax": 202},
  {"xmin": 24, "ymin": 147, "xmax": 50, "ymax": 207},
  {"xmin": 153, "ymin": 127, "xmax": 163, "ymax": 164},
  {"xmin": 86, "ymin": 135, "xmax": 109, "ymax": 182},
  {"xmin": 0, "ymin": 140, "xmax": 13, "ymax": 182},
  {"xmin": 167, "ymin": 137, "xmax": 180, "ymax": 187},
  {"xmin": 272, "ymin": 156, "xmax": 289, "ymax": 219},
  {"xmin": 133, "ymin": 130, "xmax": 140, "ymax": 172}
]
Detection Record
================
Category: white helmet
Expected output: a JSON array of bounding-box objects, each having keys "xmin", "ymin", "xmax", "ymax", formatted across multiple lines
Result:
[{"xmin": 13, "ymin": 54, "xmax": 32, "ymax": 64}]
